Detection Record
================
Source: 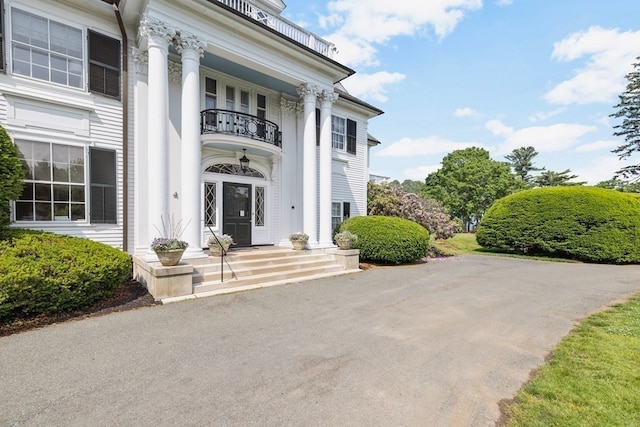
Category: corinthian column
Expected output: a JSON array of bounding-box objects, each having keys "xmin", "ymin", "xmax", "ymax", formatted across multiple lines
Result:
[
  {"xmin": 139, "ymin": 17, "xmax": 175, "ymax": 254},
  {"xmin": 319, "ymin": 89, "xmax": 338, "ymax": 247},
  {"xmin": 297, "ymin": 83, "xmax": 319, "ymax": 247},
  {"xmin": 178, "ymin": 33, "xmax": 207, "ymax": 258}
]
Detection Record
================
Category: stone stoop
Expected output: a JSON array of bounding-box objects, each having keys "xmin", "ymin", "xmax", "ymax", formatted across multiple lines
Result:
[{"xmin": 133, "ymin": 247, "xmax": 360, "ymax": 303}]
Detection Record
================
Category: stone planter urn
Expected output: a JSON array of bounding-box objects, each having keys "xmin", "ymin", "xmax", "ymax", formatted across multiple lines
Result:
[
  {"xmin": 155, "ymin": 248, "xmax": 186, "ymax": 266},
  {"xmin": 336, "ymin": 240, "xmax": 352, "ymax": 250},
  {"xmin": 291, "ymin": 240, "xmax": 307, "ymax": 250},
  {"xmin": 209, "ymin": 242, "xmax": 231, "ymax": 256}
]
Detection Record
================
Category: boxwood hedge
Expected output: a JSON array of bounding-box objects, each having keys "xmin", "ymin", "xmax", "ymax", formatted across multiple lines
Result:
[
  {"xmin": 340, "ymin": 215, "xmax": 430, "ymax": 264},
  {"xmin": 476, "ymin": 186, "xmax": 640, "ymax": 263},
  {"xmin": 0, "ymin": 230, "xmax": 132, "ymax": 322}
]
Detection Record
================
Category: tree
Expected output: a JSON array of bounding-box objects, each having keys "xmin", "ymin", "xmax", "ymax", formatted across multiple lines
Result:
[
  {"xmin": 504, "ymin": 146, "xmax": 544, "ymax": 185},
  {"xmin": 611, "ymin": 56, "xmax": 640, "ymax": 178},
  {"xmin": 400, "ymin": 179, "xmax": 426, "ymax": 195},
  {"xmin": 367, "ymin": 182, "xmax": 461, "ymax": 239},
  {"xmin": 595, "ymin": 178, "xmax": 640, "ymax": 193},
  {"xmin": 424, "ymin": 147, "xmax": 523, "ymax": 229},
  {"xmin": 534, "ymin": 169, "xmax": 585, "ymax": 187},
  {"xmin": 0, "ymin": 125, "xmax": 24, "ymax": 233}
]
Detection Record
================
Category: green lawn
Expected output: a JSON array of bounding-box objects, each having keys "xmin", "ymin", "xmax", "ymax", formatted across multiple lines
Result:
[
  {"xmin": 505, "ymin": 295, "xmax": 640, "ymax": 426},
  {"xmin": 433, "ymin": 233, "xmax": 481, "ymax": 256}
]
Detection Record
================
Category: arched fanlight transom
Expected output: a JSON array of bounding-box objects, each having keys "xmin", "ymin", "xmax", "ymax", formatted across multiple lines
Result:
[{"xmin": 205, "ymin": 163, "xmax": 265, "ymax": 178}]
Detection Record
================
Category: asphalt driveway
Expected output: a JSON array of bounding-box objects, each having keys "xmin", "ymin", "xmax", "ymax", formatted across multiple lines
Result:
[{"xmin": 1, "ymin": 255, "xmax": 639, "ymax": 426}]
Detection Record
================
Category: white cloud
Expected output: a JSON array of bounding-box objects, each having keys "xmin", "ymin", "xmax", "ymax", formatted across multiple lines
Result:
[
  {"xmin": 572, "ymin": 155, "xmax": 624, "ymax": 184},
  {"xmin": 528, "ymin": 107, "xmax": 566, "ymax": 123},
  {"xmin": 375, "ymin": 136, "xmax": 482, "ymax": 157},
  {"xmin": 320, "ymin": 0, "xmax": 483, "ymax": 68},
  {"xmin": 574, "ymin": 140, "xmax": 619, "ymax": 153},
  {"xmin": 341, "ymin": 71, "xmax": 406, "ymax": 102},
  {"xmin": 545, "ymin": 27, "xmax": 640, "ymax": 105},
  {"xmin": 403, "ymin": 165, "xmax": 441, "ymax": 180},
  {"xmin": 485, "ymin": 119, "xmax": 597, "ymax": 154},
  {"xmin": 455, "ymin": 107, "xmax": 478, "ymax": 117}
]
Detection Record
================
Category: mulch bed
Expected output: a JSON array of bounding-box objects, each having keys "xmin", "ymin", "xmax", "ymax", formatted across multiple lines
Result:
[{"xmin": 0, "ymin": 280, "xmax": 157, "ymax": 337}]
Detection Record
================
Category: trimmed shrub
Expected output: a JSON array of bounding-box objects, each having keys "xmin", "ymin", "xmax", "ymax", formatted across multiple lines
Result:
[
  {"xmin": 476, "ymin": 186, "xmax": 640, "ymax": 263},
  {"xmin": 340, "ymin": 215, "xmax": 430, "ymax": 264},
  {"xmin": 0, "ymin": 230, "xmax": 132, "ymax": 322}
]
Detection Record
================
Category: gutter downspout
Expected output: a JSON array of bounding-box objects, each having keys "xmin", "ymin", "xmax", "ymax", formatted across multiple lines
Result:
[{"xmin": 110, "ymin": 0, "xmax": 129, "ymax": 252}]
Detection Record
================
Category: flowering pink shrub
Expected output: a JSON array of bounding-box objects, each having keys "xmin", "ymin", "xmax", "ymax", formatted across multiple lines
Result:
[{"xmin": 367, "ymin": 182, "xmax": 461, "ymax": 239}]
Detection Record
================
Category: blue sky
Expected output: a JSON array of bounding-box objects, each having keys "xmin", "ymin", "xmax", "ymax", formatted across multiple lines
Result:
[{"xmin": 282, "ymin": 0, "xmax": 640, "ymax": 184}]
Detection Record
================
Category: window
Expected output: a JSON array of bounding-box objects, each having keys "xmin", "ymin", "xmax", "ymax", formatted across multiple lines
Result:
[
  {"xmin": 343, "ymin": 202, "xmax": 351, "ymax": 221},
  {"xmin": 11, "ymin": 8, "xmax": 83, "ymax": 88},
  {"xmin": 257, "ymin": 94, "xmax": 266, "ymax": 138},
  {"xmin": 226, "ymin": 86, "xmax": 235, "ymax": 110},
  {"xmin": 240, "ymin": 90, "xmax": 250, "ymax": 114},
  {"xmin": 331, "ymin": 116, "xmax": 345, "ymax": 150},
  {"xmin": 315, "ymin": 108, "xmax": 320, "ymax": 146},
  {"xmin": 331, "ymin": 116, "xmax": 357, "ymax": 154},
  {"xmin": 14, "ymin": 140, "xmax": 85, "ymax": 221},
  {"xmin": 255, "ymin": 186, "xmax": 265, "ymax": 226},
  {"xmin": 0, "ymin": 0, "xmax": 5, "ymax": 72},
  {"xmin": 346, "ymin": 119, "xmax": 357, "ymax": 154},
  {"xmin": 205, "ymin": 78, "xmax": 217, "ymax": 109},
  {"xmin": 89, "ymin": 148, "xmax": 116, "ymax": 223},
  {"xmin": 332, "ymin": 202, "xmax": 342, "ymax": 231},
  {"xmin": 88, "ymin": 30, "xmax": 120, "ymax": 98},
  {"xmin": 204, "ymin": 182, "xmax": 216, "ymax": 227}
]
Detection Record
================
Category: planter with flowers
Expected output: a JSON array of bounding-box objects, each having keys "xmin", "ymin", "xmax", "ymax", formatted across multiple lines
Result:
[
  {"xmin": 208, "ymin": 233, "xmax": 234, "ymax": 256},
  {"xmin": 151, "ymin": 215, "xmax": 189, "ymax": 266},
  {"xmin": 334, "ymin": 231, "xmax": 358, "ymax": 250},
  {"xmin": 289, "ymin": 232, "xmax": 309, "ymax": 250}
]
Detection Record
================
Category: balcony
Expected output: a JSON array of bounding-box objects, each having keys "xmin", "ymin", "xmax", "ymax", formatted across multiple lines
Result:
[
  {"xmin": 214, "ymin": 0, "xmax": 336, "ymax": 59},
  {"xmin": 200, "ymin": 109, "xmax": 282, "ymax": 147}
]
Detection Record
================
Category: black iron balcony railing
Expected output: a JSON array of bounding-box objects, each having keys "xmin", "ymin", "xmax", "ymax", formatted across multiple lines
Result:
[{"xmin": 200, "ymin": 109, "xmax": 282, "ymax": 147}]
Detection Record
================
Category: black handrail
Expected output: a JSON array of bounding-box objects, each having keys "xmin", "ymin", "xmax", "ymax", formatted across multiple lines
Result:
[
  {"xmin": 200, "ymin": 109, "xmax": 282, "ymax": 147},
  {"xmin": 207, "ymin": 226, "xmax": 236, "ymax": 282}
]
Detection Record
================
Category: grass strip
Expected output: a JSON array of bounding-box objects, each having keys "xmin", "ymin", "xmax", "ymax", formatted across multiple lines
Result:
[{"xmin": 505, "ymin": 294, "xmax": 640, "ymax": 426}]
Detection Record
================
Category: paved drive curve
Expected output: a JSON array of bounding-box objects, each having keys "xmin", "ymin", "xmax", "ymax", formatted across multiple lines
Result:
[{"xmin": 2, "ymin": 255, "xmax": 640, "ymax": 426}]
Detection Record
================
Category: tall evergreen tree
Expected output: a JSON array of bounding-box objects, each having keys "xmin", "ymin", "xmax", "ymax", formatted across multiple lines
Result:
[
  {"xmin": 611, "ymin": 56, "xmax": 640, "ymax": 178},
  {"xmin": 534, "ymin": 169, "xmax": 585, "ymax": 187},
  {"xmin": 0, "ymin": 125, "xmax": 25, "ymax": 233},
  {"xmin": 504, "ymin": 146, "xmax": 544, "ymax": 185}
]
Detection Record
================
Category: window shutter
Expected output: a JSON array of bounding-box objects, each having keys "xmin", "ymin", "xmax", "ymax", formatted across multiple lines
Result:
[
  {"xmin": 346, "ymin": 119, "xmax": 357, "ymax": 154},
  {"xmin": 90, "ymin": 148, "xmax": 117, "ymax": 224},
  {"xmin": 315, "ymin": 108, "xmax": 320, "ymax": 146},
  {"xmin": 88, "ymin": 30, "xmax": 121, "ymax": 99},
  {"xmin": 0, "ymin": 0, "xmax": 5, "ymax": 72}
]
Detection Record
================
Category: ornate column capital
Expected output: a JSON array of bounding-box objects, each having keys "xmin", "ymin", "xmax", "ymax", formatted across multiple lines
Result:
[
  {"xmin": 297, "ymin": 83, "xmax": 320, "ymax": 101},
  {"xmin": 139, "ymin": 16, "xmax": 176, "ymax": 45},
  {"xmin": 176, "ymin": 33, "xmax": 207, "ymax": 58},
  {"xmin": 131, "ymin": 47, "xmax": 148, "ymax": 74},
  {"xmin": 280, "ymin": 98, "xmax": 302, "ymax": 115},
  {"xmin": 319, "ymin": 89, "xmax": 339, "ymax": 107}
]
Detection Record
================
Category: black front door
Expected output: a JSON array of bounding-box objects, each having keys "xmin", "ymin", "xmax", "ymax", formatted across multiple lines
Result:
[{"xmin": 223, "ymin": 182, "xmax": 251, "ymax": 246}]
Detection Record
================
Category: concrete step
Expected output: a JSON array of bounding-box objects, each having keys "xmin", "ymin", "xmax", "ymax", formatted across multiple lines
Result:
[{"xmin": 192, "ymin": 263, "xmax": 349, "ymax": 294}]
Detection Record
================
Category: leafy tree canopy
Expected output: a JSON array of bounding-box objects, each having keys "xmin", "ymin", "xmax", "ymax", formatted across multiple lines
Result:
[
  {"xmin": 423, "ymin": 147, "xmax": 523, "ymax": 228},
  {"xmin": 611, "ymin": 56, "xmax": 640, "ymax": 178},
  {"xmin": 595, "ymin": 178, "xmax": 640, "ymax": 193}
]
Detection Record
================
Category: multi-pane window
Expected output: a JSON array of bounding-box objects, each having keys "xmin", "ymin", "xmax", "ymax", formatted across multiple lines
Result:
[
  {"xmin": 331, "ymin": 115, "xmax": 357, "ymax": 154},
  {"xmin": 226, "ymin": 86, "xmax": 235, "ymax": 110},
  {"xmin": 11, "ymin": 9, "xmax": 83, "ymax": 88},
  {"xmin": 331, "ymin": 116, "xmax": 345, "ymax": 150},
  {"xmin": 240, "ymin": 90, "xmax": 250, "ymax": 114},
  {"xmin": 255, "ymin": 186, "xmax": 265, "ymax": 226},
  {"xmin": 88, "ymin": 30, "xmax": 120, "ymax": 98},
  {"xmin": 332, "ymin": 202, "xmax": 342, "ymax": 231},
  {"xmin": 15, "ymin": 140, "xmax": 85, "ymax": 221},
  {"xmin": 205, "ymin": 78, "xmax": 217, "ymax": 109},
  {"xmin": 0, "ymin": 0, "xmax": 5, "ymax": 72},
  {"xmin": 89, "ymin": 148, "xmax": 116, "ymax": 223}
]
